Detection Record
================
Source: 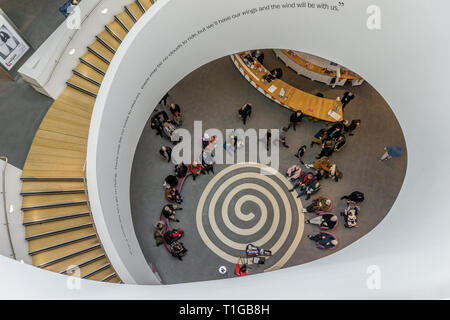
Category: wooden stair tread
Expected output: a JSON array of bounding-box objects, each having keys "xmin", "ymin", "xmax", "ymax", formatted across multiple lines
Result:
[
  {"xmin": 25, "ymin": 215, "xmax": 92, "ymax": 238},
  {"xmin": 23, "ymin": 204, "xmax": 89, "ymax": 223},
  {"xmin": 22, "ymin": 193, "xmax": 88, "ymax": 207},
  {"xmin": 126, "ymin": 2, "xmax": 144, "ymax": 20},
  {"xmin": 67, "ymin": 74, "xmax": 100, "ymax": 94},
  {"xmin": 139, "ymin": 0, "xmax": 153, "ymax": 11},
  {"xmin": 86, "ymin": 266, "xmax": 115, "ymax": 281},
  {"xmin": 28, "ymin": 227, "xmax": 96, "ymax": 253},
  {"xmin": 115, "ymin": 11, "xmax": 135, "ymax": 31},
  {"xmin": 43, "ymin": 248, "xmax": 105, "ymax": 273},
  {"xmin": 107, "ymin": 20, "xmax": 127, "ymax": 41},
  {"xmin": 88, "ymin": 40, "xmax": 114, "ymax": 62},
  {"xmin": 32, "ymin": 237, "xmax": 100, "ymax": 266},
  {"xmin": 97, "ymin": 31, "xmax": 120, "ymax": 51},
  {"xmin": 81, "ymin": 52, "xmax": 109, "ymax": 73},
  {"xmin": 21, "ymin": 180, "xmax": 85, "ymax": 193},
  {"xmin": 74, "ymin": 63, "xmax": 104, "ymax": 84}
]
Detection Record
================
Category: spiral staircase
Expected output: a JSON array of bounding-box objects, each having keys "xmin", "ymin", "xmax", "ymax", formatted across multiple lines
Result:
[{"xmin": 20, "ymin": 0, "xmax": 155, "ymax": 283}]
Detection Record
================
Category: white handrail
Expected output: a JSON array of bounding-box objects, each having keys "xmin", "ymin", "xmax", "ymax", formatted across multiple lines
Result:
[{"xmin": 0, "ymin": 156, "xmax": 16, "ymax": 260}]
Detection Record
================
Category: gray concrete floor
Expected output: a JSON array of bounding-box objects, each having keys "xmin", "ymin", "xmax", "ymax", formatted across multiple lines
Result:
[
  {"xmin": 130, "ymin": 50, "xmax": 407, "ymax": 285},
  {"xmin": 0, "ymin": 0, "xmax": 63, "ymax": 168}
]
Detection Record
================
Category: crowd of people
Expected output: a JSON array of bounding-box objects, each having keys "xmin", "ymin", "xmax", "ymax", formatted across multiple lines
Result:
[
  {"xmin": 152, "ymin": 96, "xmax": 221, "ymax": 261},
  {"xmin": 279, "ymin": 97, "xmax": 366, "ymax": 250}
]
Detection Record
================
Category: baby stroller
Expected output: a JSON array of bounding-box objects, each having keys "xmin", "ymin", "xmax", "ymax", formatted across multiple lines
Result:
[
  {"xmin": 169, "ymin": 240, "xmax": 188, "ymax": 260},
  {"xmin": 333, "ymin": 134, "xmax": 346, "ymax": 152},
  {"xmin": 341, "ymin": 201, "xmax": 360, "ymax": 228}
]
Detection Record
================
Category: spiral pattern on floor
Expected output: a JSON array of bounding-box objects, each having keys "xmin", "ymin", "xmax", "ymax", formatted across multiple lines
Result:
[{"xmin": 196, "ymin": 163, "xmax": 304, "ymax": 272}]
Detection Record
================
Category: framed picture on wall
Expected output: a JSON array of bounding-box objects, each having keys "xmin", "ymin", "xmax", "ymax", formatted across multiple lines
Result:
[{"xmin": 0, "ymin": 11, "xmax": 29, "ymax": 71}]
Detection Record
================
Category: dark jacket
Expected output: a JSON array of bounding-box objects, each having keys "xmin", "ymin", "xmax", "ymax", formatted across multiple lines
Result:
[
  {"xmin": 169, "ymin": 104, "xmax": 181, "ymax": 115},
  {"xmin": 159, "ymin": 147, "xmax": 172, "ymax": 159},
  {"xmin": 290, "ymin": 111, "xmax": 304, "ymax": 123},
  {"xmin": 342, "ymin": 92, "xmax": 355, "ymax": 104}
]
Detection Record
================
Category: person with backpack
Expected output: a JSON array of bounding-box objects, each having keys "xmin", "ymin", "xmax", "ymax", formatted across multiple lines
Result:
[{"xmin": 238, "ymin": 103, "xmax": 252, "ymax": 125}]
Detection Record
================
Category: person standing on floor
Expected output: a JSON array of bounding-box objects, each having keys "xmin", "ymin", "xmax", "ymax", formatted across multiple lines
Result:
[
  {"xmin": 59, "ymin": 0, "xmax": 79, "ymax": 17},
  {"xmin": 238, "ymin": 103, "xmax": 252, "ymax": 125},
  {"xmin": 295, "ymin": 145, "xmax": 307, "ymax": 164},
  {"xmin": 276, "ymin": 128, "xmax": 289, "ymax": 148},
  {"xmin": 169, "ymin": 103, "xmax": 181, "ymax": 115},
  {"xmin": 159, "ymin": 93, "xmax": 169, "ymax": 106},
  {"xmin": 344, "ymin": 119, "xmax": 361, "ymax": 136},
  {"xmin": 341, "ymin": 91, "xmax": 355, "ymax": 110},
  {"xmin": 286, "ymin": 110, "xmax": 304, "ymax": 131},
  {"xmin": 261, "ymin": 131, "xmax": 272, "ymax": 151},
  {"xmin": 159, "ymin": 146, "xmax": 172, "ymax": 162}
]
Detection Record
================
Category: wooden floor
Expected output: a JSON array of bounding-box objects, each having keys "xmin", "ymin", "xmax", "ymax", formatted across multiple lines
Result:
[{"xmin": 20, "ymin": 0, "xmax": 156, "ymax": 284}]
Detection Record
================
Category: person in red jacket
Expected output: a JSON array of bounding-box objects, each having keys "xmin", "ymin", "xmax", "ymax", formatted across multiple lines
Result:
[{"xmin": 189, "ymin": 160, "xmax": 203, "ymax": 181}]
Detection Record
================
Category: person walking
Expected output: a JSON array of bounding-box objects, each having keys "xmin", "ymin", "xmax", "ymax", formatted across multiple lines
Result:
[
  {"xmin": 341, "ymin": 91, "xmax": 355, "ymax": 110},
  {"xmin": 261, "ymin": 131, "xmax": 272, "ymax": 151},
  {"xmin": 159, "ymin": 93, "xmax": 169, "ymax": 106},
  {"xmin": 159, "ymin": 146, "xmax": 172, "ymax": 162},
  {"xmin": 276, "ymin": 128, "xmax": 289, "ymax": 148},
  {"xmin": 238, "ymin": 103, "xmax": 252, "ymax": 125},
  {"xmin": 295, "ymin": 145, "xmax": 307, "ymax": 164},
  {"xmin": 59, "ymin": 0, "xmax": 79, "ymax": 17},
  {"xmin": 286, "ymin": 110, "xmax": 304, "ymax": 131}
]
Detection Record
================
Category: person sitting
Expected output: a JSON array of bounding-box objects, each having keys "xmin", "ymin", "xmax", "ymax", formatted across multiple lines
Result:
[
  {"xmin": 296, "ymin": 181, "xmax": 320, "ymax": 200},
  {"xmin": 163, "ymin": 175, "xmax": 178, "ymax": 189},
  {"xmin": 311, "ymin": 128, "xmax": 327, "ymax": 148},
  {"xmin": 312, "ymin": 156, "xmax": 332, "ymax": 180},
  {"xmin": 286, "ymin": 165, "xmax": 303, "ymax": 181},
  {"xmin": 202, "ymin": 133, "xmax": 211, "ymax": 149},
  {"xmin": 306, "ymin": 213, "xmax": 338, "ymax": 230},
  {"xmin": 163, "ymin": 229, "xmax": 185, "ymax": 244},
  {"xmin": 251, "ymin": 50, "xmax": 264, "ymax": 64},
  {"xmin": 167, "ymin": 187, "xmax": 182, "ymax": 204},
  {"xmin": 59, "ymin": 0, "xmax": 79, "ymax": 18},
  {"xmin": 174, "ymin": 162, "xmax": 188, "ymax": 178},
  {"xmin": 153, "ymin": 221, "xmax": 167, "ymax": 246},
  {"xmin": 325, "ymin": 120, "xmax": 348, "ymax": 141},
  {"xmin": 234, "ymin": 256, "xmax": 248, "ymax": 277},
  {"xmin": 271, "ymin": 68, "xmax": 283, "ymax": 79},
  {"xmin": 327, "ymin": 164, "xmax": 343, "ymax": 182},
  {"xmin": 303, "ymin": 197, "xmax": 332, "ymax": 213},
  {"xmin": 161, "ymin": 204, "xmax": 182, "ymax": 222},
  {"xmin": 308, "ymin": 232, "xmax": 338, "ymax": 249},
  {"xmin": 316, "ymin": 140, "xmax": 334, "ymax": 159},
  {"xmin": 289, "ymin": 172, "xmax": 315, "ymax": 191},
  {"xmin": 172, "ymin": 111, "xmax": 183, "ymax": 127},
  {"xmin": 189, "ymin": 161, "xmax": 204, "ymax": 181},
  {"xmin": 162, "ymin": 121, "xmax": 177, "ymax": 139}
]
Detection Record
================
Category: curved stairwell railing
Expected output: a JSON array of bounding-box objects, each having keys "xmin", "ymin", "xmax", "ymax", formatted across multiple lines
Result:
[
  {"xmin": 82, "ymin": 161, "xmax": 122, "ymax": 283},
  {"xmin": 1, "ymin": 156, "xmax": 16, "ymax": 260}
]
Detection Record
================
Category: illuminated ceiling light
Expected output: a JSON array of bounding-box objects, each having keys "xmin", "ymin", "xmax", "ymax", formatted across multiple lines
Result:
[
  {"xmin": 101, "ymin": 8, "xmax": 108, "ymax": 14},
  {"xmin": 69, "ymin": 48, "xmax": 76, "ymax": 55},
  {"xmin": 9, "ymin": 205, "xmax": 13, "ymax": 213}
]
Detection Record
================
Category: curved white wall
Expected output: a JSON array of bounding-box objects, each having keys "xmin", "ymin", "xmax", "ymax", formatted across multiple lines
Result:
[{"xmin": 2, "ymin": 0, "xmax": 449, "ymax": 298}]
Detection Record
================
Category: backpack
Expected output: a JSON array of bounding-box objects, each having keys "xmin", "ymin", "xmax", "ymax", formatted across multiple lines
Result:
[{"xmin": 349, "ymin": 191, "xmax": 364, "ymax": 203}]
